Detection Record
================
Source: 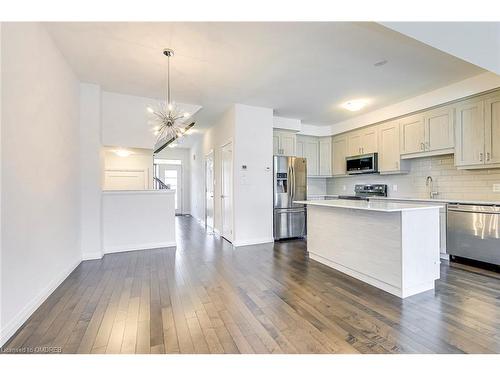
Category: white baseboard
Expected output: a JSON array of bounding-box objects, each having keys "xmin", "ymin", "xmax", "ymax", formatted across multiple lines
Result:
[
  {"xmin": 82, "ymin": 251, "xmax": 103, "ymax": 261},
  {"xmin": 103, "ymin": 241, "xmax": 177, "ymax": 254},
  {"xmin": 0, "ymin": 257, "xmax": 82, "ymax": 347},
  {"xmin": 232, "ymin": 237, "xmax": 274, "ymax": 247}
]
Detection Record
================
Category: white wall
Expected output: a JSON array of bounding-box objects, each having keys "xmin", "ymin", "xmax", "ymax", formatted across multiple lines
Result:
[
  {"xmin": 233, "ymin": 104, "xmax": 274, "ymax": 246},
  {"xmin": 155, "ymin": 147, "xmax": 191, "ymax": 214},
  {"xmin": 80, "ymin": 83, "xmax": 103, "ymax": 260},
  {"xmin": 190, "ymin": 104, "xmax": 274, "ymax": 246},
  {"xmin": 1, "ymin": 23, "xmax": 81, "ymax": 346},
  {"xmin": 101, "ymin": 90, "xmax": 201, "ymax": 149},
  {"xmin": 330, "ymin": 72, "xmax": 500, "ymax": 135}
]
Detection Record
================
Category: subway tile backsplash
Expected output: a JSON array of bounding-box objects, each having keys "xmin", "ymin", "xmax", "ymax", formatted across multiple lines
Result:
[{"xmin": 326, "ymin": 154, "xmax": 500, "ymax": 202}]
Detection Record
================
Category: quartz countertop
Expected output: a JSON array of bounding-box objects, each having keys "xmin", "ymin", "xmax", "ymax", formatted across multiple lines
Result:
[
  {"xmin": 294, "ymin": 199, "xmax": 443, "ymax": 212},
  {"xmin": 369, "ymin": 196, "xmax": 500, "ymax": 206}
]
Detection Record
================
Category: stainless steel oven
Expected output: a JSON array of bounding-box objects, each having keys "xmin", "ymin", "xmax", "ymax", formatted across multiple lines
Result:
[
  {"xmin": 346, "ymin": 153, "xmax": 378, "ymax": 175},
  {"xmin": 447, "ymin": 203, "xmax": 500, "ymax": 265}
]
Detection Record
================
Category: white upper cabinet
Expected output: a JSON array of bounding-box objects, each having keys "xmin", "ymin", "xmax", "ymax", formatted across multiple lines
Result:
[
  {"xmin": 296, "ymin": 137, "xmax": 305, "ymax": 157},
  {"xmin": 378, "ymin": 121, "xmax": 408, "ymax": 174},
  {"xmin": 425, "ymin": 106, "xmax": 454, "ymax": 153},
  {"xmin": 455, "ymin": 99, "xmax": 485, "ymax": 167},
  {"xmin": 304, "ymin": 138, "xmax": 319, "ymax": 176},
  {"xmin": 347, "ymin": 132, "xmax": 362, "ymax": 156},
  {"xmin": 273, "ymin": 130, "xmax": 296, "ymax": 156},
  {"xmin": 347, "ymin": 127, "xmax": 378, "ymax": 156},
  {"xmin": 332, "ymin": 135, "xmax": 348, "ymax": 176},
  {"xmin": 296, "ymin": 135, "xmax": 333, "ymax": 176},
  {"xmin": 485, "ymin": 94, "xmax": 500, "ymax": 165},
  {"xmin": 400, "ymin": 107, "xmax": 454, "ymax": 159},
  {"xmin": 319, "ymin": 137, "xmax": 332, "ymax": 176},
  {"xmin": 400, "ymin": 114, "xmax": 426, "ymax": 155},
  {"xmin": 361, "ymin": 127, "xmax": 378, "ymax": 154}
]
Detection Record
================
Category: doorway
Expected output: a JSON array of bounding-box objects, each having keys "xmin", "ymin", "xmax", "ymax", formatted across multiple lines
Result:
[
  {"xmin": 221, "ymin": 142, "xmax": 233, "ymax": 242},
  {"xmin": 154, "ymin": 159, "xmax": 183, "ymax": 215},
  {"xmin": 164, "ymin": 164, "xmax": 183, "ymax": 215},
  {"xmin": 205, "ymin": 151, "xmax": 215, "ymax": 232}
]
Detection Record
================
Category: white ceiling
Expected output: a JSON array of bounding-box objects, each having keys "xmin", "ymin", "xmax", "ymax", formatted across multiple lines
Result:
[{"xmin": 45, "ymin": 22, "xmax": 484, "ymax": 127}]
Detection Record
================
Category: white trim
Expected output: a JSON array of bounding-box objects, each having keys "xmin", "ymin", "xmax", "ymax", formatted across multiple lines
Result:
[
  {"xmin": 232, "ymin": 238, "xmax": 275, "ymax": 247},
  {"xmin": 101, "ymin": 189, "xmax": 175, "ymax": 195},
  {"xmin": 103, "ymin": 241, "xmax": 177, "ymax": 254},
  {"xmin": 82, "ymin": 251, "xmax": 104, "ymax": 261},
  {"xmin": 309, "ymin": 252, "xmax": 404, "ymax": 298},
  {"xmin": 0, "ymin": 257, "xmax": 82, "ymax": 347}
]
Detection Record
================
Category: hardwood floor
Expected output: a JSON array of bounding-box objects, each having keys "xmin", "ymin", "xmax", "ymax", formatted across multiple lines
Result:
[{"xmin": 3, "ymin": 216, "xmax": 500, "ymax": 354}]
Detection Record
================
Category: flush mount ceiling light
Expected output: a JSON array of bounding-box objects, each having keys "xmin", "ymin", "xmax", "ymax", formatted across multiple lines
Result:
[
  {"xmin": 148, "ymin": 48, "xmax": 195, "ymax": 152},
  {"xmin": 341, "ymin": 99, "xmax": 369, "ymax": 112},
  {"xmin": 113, "ymin": 149, "xmax": 133, "ymax": 157}
]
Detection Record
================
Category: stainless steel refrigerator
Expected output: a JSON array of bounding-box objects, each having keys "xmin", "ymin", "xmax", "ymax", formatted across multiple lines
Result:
[{"xmin": 273, "ymin": 156, "xmax": 307, "ymax": 240}]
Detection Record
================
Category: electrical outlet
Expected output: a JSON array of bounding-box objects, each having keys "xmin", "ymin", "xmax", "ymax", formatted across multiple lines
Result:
[
  {"xmin": 493, "ymin": 184, "xmax": 500, "ymax": 193},
  {"xmin": 393, "ymin": 184, "xmax": 398, "ymax": 192},
  {"xmin": 343, "ymin": 185, "xmax": 347, "ymax": 191}
]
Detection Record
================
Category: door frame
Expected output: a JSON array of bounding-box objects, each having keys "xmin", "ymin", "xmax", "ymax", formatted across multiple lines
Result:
[
  {"xmin": 205, "ymin": 149, "xmax": 215, "ymax": 233},
  {"xmin": 220, "ymin": 140, "xmax": 234, "ymax": 243},
  {"xmin": 163, "ymin": 163, "xmax": 183, "ymax": 215}
]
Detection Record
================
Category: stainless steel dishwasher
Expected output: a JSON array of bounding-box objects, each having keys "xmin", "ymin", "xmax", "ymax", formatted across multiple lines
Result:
[{"xmin": 447, "ymin": 203, "xmax": 500, "ymax": 265}]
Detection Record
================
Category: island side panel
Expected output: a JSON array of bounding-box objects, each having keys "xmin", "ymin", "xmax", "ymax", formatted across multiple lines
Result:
[
  {"xmin": 307, "ymin": 205, "xmax": 403, "ymax": 295},
  {"xmin": 400, "ymin": 208, "xmax": 440, "ymax": 298}
]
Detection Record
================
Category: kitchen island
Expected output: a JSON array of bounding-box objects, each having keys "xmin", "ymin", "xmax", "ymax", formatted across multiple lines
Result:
[{"xmin": 295, "ymin": 199, "xmax": 442, "ymax": 298}]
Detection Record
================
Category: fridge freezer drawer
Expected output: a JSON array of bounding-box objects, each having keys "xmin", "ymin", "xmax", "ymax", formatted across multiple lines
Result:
[{"xmin": 273, "ymin": 209, "xmax": 307, "ymax": 240}]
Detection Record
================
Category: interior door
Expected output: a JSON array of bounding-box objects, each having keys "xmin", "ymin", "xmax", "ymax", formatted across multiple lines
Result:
[
  {"xmin": 104, "ymin": 170, "xmax": 147, "ymax": 190},
  {"xmin": 163, "ymin": 164, "xmax": 182, "ymax": 214},
  {"xmin": 205, "ymin": 152, "xmax": 215, "ymax": 231},
  {"xmin": 485, "ymin": 95, "xmax": 500, "ymax": 164},
  {"xmin": 221, "ymin": 142, "xmax": 233, "ymax": 242}
]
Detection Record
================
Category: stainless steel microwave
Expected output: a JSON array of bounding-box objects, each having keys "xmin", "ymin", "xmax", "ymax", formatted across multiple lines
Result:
[{"xmin": 346, "ymin": 153, "xmax": 379, "ymax": 175}]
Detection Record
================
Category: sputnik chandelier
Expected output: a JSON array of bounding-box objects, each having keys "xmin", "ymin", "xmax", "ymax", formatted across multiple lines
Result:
[{"xmin": 148, "ymin": 48, "xmax": 192, "ymax": 146}]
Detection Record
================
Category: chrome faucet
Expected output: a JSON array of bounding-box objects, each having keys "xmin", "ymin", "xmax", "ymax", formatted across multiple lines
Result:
[{"xmin": 426, "ymin": 176, "xmax": 438, "ymax": 199}]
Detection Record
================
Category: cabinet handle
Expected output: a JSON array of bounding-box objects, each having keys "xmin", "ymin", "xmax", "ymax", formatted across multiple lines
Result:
[{"xmin": 479, "ymin": 152, "xmax": 484, "ymax": 162}]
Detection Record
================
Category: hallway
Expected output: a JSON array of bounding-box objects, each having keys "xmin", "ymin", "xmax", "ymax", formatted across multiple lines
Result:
[{"xmin": 3, "ymin": 216, "xmax": 500, "ymax": 354}]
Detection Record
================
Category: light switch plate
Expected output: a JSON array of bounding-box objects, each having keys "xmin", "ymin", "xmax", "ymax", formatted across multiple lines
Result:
[
  {"xmin": 343, "ymin": 185, "xmax": 347, "ymax": 191},
  {"xmin": 493, "ymin": 184, "xmax": 500, "ymax": 193}
]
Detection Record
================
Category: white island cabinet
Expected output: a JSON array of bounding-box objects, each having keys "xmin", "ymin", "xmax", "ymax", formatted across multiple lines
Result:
[{"xmin": 296, "ymin": 200, "xmax": 441, "ymax": 298}]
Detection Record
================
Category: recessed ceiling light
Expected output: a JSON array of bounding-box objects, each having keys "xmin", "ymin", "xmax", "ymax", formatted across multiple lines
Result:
[
  {"xmin": 113, "ymin": 149, "xmax": 133, "ymax": 157},
  {"xmin": 341, "ymin": 99, "xmax": 369, "ymax": 112}
]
